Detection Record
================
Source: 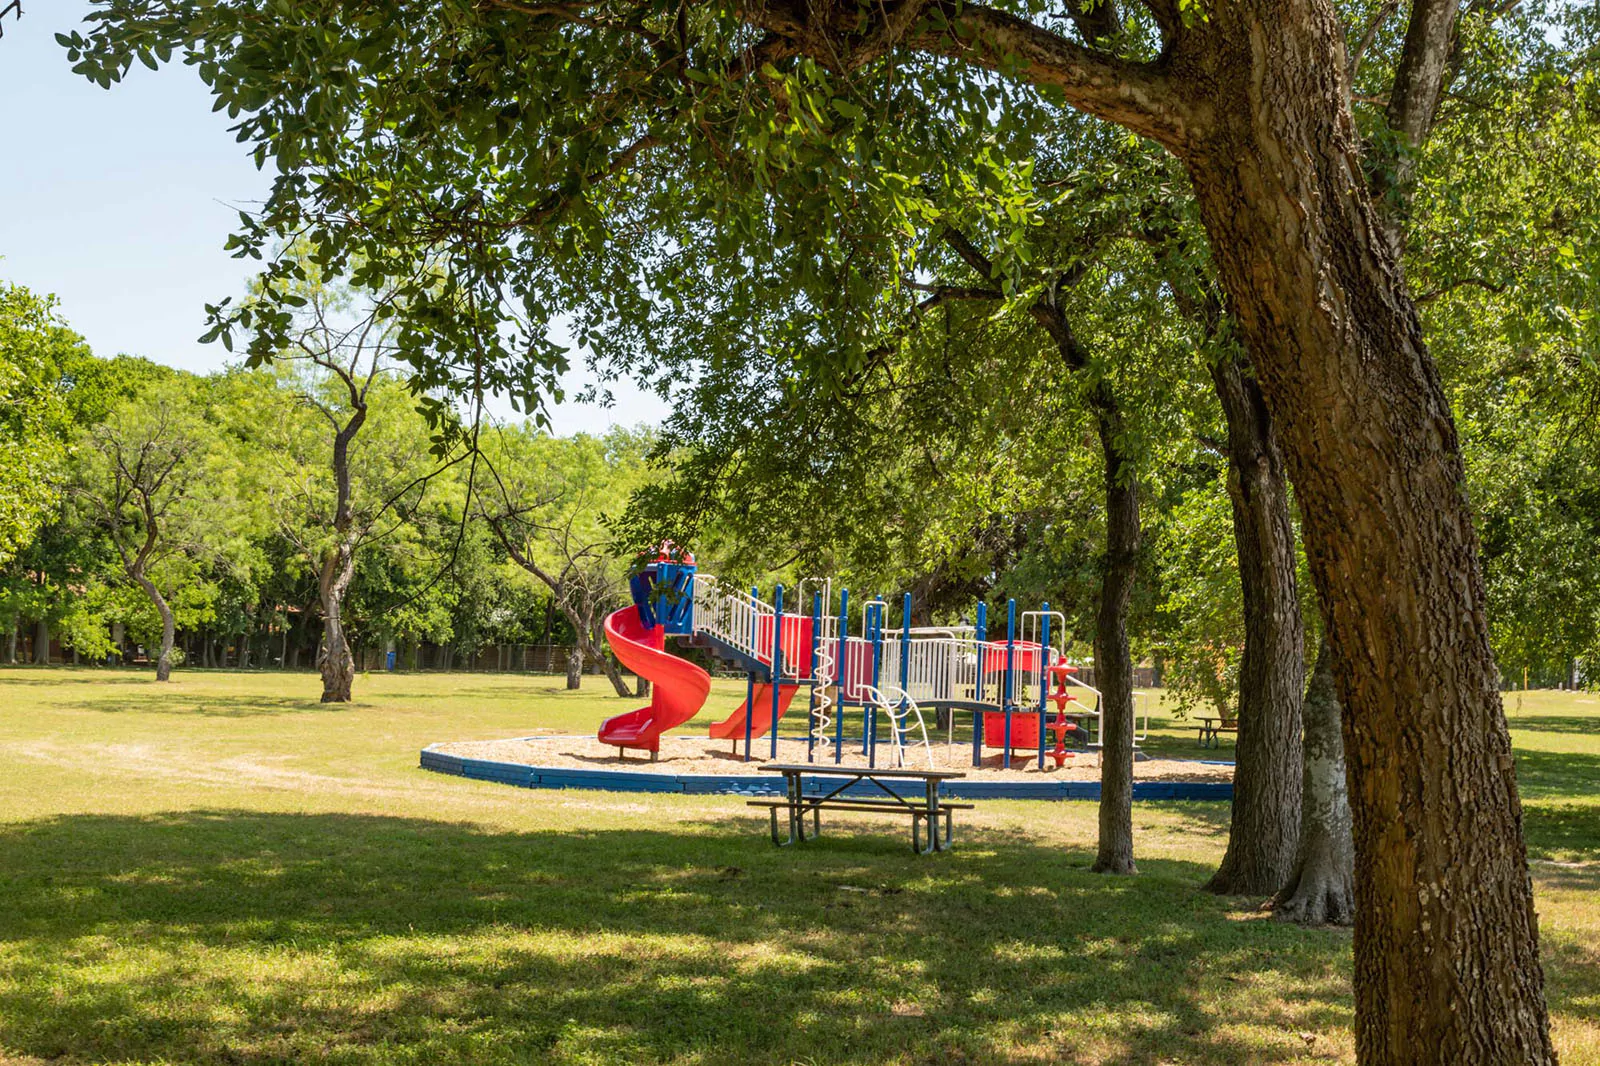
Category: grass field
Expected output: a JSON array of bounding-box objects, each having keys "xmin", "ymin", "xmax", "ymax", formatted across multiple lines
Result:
[{"xmin": 0, "ymin": 667, "xmax": 1594, "ymax": 1065}]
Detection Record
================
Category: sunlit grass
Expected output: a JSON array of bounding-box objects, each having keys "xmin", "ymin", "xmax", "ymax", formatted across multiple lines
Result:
[{"xmin": 0, "ymin": 666, "xmax": 1595, "ymax": 1064}]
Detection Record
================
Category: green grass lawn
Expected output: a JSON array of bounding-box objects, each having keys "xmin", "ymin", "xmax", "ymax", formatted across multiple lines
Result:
[{"xmin": 0, "ymin": 668, "xmax": 1594, "ymax": 1065}]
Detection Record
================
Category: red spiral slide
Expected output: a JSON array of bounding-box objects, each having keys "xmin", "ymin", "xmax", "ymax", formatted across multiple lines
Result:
[{"xmin": 598, "ymin": 606, "xmax": 712, "ymax": 755}]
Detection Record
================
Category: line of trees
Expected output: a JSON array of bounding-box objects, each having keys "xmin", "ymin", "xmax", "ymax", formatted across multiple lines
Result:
[{"xmin": 0, "ymin": 281, "xmax": 659, "ymax": 697}]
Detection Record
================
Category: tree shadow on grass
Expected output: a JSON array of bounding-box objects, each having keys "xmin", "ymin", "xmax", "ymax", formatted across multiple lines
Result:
[
  {"xmin": 0, "ymin": 669, "xmax": 155, "ymax": 686},
  {"xmin": 1512, "ymin": 749, "xmax": 1600, "ymax": 802},
  {"xmin": 422, "ymin": 684, "xmax": 625, "ymax": 699},
  {"xmin": 0, "ymin": 809, "xmax": 1362, "ymax": 1066},
  {"xmin": 1509, "ymin": 715, "xmax": 1600, "ymax": 736},
  {"xmin": 1523, "ymin": 803, "xmax": 1600, "ymax": 861},
  {"xmin": 68, "ymin": 692, "xmax": 353, "ymax": 718}
]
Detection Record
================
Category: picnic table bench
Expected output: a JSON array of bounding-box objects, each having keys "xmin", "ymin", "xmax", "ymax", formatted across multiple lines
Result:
[
  {"xmin": 749, "ymin": 763, "xmax": 972, "ymax": 854},
  {"xmin": 1197, "ymin": 717, "xmax": 1238, "ymax": 748}
]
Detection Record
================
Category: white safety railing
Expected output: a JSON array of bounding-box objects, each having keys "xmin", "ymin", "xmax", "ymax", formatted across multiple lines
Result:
[
  {"xmin": 691, "ymin": 574, "xmax": 773, "ymax": 664},
  {"xmin": 690, "ymin": 572, "xmax": 817, "ymax": 683},
  {"xmin": 878, "ymin": 627, "xmax": 974, "ymax": 704}
]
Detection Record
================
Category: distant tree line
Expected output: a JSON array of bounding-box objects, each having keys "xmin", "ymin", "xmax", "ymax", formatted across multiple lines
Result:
[{"xmin": 0, "ymin": 280, "xmax": 659, "ymax": 697}]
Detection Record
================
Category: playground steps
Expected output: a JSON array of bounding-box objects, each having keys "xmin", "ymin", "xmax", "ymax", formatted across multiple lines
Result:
[{"xmin": 687, "ymin": 630, "xmax": 782, "ymax": 680}]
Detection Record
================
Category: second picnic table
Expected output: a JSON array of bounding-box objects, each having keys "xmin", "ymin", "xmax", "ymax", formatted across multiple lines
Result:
[
  {"xmin": 1196, "ymin": 717, "xmax": 1238, "ymax": 748},
  {"xmin": 751, "ymin": 763, "xmax": 970, "ymax": 854}
]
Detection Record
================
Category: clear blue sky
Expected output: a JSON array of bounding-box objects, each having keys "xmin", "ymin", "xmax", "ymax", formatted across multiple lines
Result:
[{"xmin": 0, "ymin": 0, "xmax": 654, "ymax": 435}]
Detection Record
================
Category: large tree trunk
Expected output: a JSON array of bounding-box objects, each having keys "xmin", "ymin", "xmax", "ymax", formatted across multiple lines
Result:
[
  {"xmin": 1274, "ymin": 636, "xmax": 1355, "ymax": 924},
  {"xmin": 132, "ymin": 573, "xmax": 176, "ymax": 682},
  {"xmin": 1090, "ymin": 400, "xmax": 1140, "ymax": 876},
  {"xmin": 1176, "ymin": 7, "xmax": 1553, "ymax": 1058},
  {"xmin": 33, "ymin": 617, "xmax": 49, "ymax": 665},
  {"xmin": 6, "ymin": 624, "xmax": 16, "ymax": 664},
  {"xmin": 320, "ymin": 601, "xmax": 355, "ymax": 702},
  {"xmin": 1205, "ymin": 352, "xmax": 1305, "ymax": 895},
  {"xmin": 318, "ymin": 544, "xmax": 358, "ymax": 702},
  {"xmin": 565, "ymin": 644, "xmax": 584, "ymax": 690}
]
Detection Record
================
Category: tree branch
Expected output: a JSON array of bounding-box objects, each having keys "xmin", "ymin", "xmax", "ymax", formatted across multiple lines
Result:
[
  {"xmin": 737, "ymin": 0, "xmax": 1193, "ymax": 148},
  {"xmin": 1349, "ymin": 0, "xmax": 1400, "ymax": 78}
]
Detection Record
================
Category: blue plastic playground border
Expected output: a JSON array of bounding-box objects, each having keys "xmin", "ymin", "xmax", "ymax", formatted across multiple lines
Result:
[{"xmin": 419, "ymin": 740, "xmax": 1234, "ymax": 802}]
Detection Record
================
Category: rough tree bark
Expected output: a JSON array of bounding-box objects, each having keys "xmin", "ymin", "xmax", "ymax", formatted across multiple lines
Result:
[
  {"xmin": 33, "ymin": 618, "xmax": 49, "ymax": 664},
  {"xmin": 1205, "ymin": 352, "xmax": 1305, "ymax": 895},
  {"xmin": 1274, "ymin": 636, "xmax": 1355, "ymax": 924},
  {"xmin": 565, "ymin": 645, "xmax": 584, "ymax": 689},
  {"xmin": 1090, "ymin": 397, "xmax": 1141, "ymax": 875},
  {"xmin": 1171, "ymin": 12, "xmax": 1553, "ymax": 1059}
]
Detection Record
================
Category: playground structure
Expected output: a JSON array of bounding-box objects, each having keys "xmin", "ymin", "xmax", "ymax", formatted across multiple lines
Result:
[{"xmin": 598, "ymin": 547, "xmax": 1150, "ymax": 768}]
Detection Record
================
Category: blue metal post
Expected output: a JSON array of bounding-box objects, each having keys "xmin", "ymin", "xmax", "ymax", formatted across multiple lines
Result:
[
  {"xmin": 743, "ymin": 671, "xmax": 755, "ymax": 762},
  {"xmin": 1003, "ymin": 598, "xmax": 1016, "ymax": 767},
  {"xmin": 868, "ymin": 601, "xmax": 884, "ymax": 768},
  {"xmin": 1038, "ymin": 605, "xmax": 1051, "ymax": 770},
  {"xmin": 860, "ymin": 601, "xmax": 874, "ymax": 755},
  {"xmin": 835, "ymin": 589, "xmax": 849, "ymax": 763},
  {"xmin": 806, "ymin": 590, "xmax": 822, "ymax": 762},
  {"xmin": 745, "ymin": 585, "xmax": 758, "ymax": 761},
  {"xmin": 973, "ymin": 601, "xmax": 987, "ymax": 767},
  {"xmin": 770, "ymin": 584, "xmax": 784, "ymax": 761},
  {"xmin": 897, "ymin": 593, "xmax": 912, "ymax": 749}
]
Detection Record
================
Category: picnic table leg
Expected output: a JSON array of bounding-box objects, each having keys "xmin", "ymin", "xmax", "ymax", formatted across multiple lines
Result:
[
  {"xmin": 769, "ymin": 805, "xmax": 796, "ymax": 846},
  {"xmin": 788, "ymin": 771, "xmax": 804, "ymax": 844},
  {"xmin": 926, "ymin": 779, "xmax": 944, "ymax": 853}
]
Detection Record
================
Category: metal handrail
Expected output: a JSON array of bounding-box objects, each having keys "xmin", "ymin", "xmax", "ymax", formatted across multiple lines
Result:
[{"xmin": 861, "ymin": 684, "xmax": 934, "ymax": 770}]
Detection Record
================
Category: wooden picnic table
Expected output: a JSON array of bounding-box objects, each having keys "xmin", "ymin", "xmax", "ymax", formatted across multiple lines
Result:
[
  {"xmin": 1196, "ymin": 717, "xmax": 1238, "ymax": 749},
  {"xmin": 750, "ymin": 763, "xmax": 971, "ymax": 854}
]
